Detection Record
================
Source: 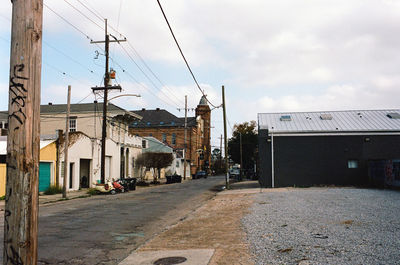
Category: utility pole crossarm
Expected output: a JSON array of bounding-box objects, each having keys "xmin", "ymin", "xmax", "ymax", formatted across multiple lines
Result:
[
  {"xmin": 91, "ymin": 85, "xmax": 122, "ymax": 92},
  {"xmin": 90, "ymin": 39, "xmax": 126, "ymax": 44}
]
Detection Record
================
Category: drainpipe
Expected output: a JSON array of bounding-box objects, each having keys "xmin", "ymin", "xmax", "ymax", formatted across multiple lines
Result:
[{"xmin": 271, "ymin": 132, "xmax": 275, "ymax": 188}]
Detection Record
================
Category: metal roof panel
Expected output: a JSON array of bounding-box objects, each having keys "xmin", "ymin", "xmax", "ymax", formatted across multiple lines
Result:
[{"xmin": 258, "ymin": 109, "xmax": 400, "ymax": 133}]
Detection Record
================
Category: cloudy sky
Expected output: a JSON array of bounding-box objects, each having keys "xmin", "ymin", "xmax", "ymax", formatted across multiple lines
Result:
[{"xmin": 1, "ymin": 0, "xmax": 400, "ymax": 148}]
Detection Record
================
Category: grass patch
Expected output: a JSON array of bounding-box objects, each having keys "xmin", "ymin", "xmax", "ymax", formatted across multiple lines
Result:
[
  {"xmin": 43, "ymin": 185, "xmax": 63, "ymax": 195},
  {"xmin": 87, "ymin": 188, "xmax": 99, "ymax": 195}
]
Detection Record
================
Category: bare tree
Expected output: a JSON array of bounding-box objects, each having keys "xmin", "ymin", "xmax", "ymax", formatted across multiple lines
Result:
[{"xmin": 135, "ymin": 152, "xmax": 174, "ymax": 182}]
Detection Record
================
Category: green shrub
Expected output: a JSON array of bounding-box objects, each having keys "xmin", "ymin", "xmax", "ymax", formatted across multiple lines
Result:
[
  {"xmin": 87, "ymin": 188, "xmax": 99, "ymax": 195},
  {"xmin": 0, "ymin": 195, "xmax": 5, "ymax": 200},
  {"xmin": 43, "ymin": 185, "xmax": 63, "ymax": 195}
]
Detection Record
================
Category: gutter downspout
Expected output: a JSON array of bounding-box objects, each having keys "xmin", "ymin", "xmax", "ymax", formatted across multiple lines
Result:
[{"xmin": 271, "ymin": 132, "xmax": 275, "ymax": 188}]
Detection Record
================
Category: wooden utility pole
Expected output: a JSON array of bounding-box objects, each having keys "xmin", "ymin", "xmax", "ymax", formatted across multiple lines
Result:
[
  {"xmin": 222, "ymin": 85, "xmax": 229, "ymax": 189},
  {"xmin": 4, "ymin": 0, "xmax": 43, "ymax": 264},
  {"xmin": 91, "ymin": 19, "xmax": 124, "ymax": 183},
  {"xmin": 183, "ymin": 95, "xmax": 188, "ymax": 180},
  {"xmin": 219, "ymin": 134, "xmax": 223, "ymax": 161},
  {"xmin": 63, "ymin": 86, "xmax": 71, "ymax": 198},
  {"xmin": 219, "ymin": 134, "xmax": 223, "ymax": 173}
]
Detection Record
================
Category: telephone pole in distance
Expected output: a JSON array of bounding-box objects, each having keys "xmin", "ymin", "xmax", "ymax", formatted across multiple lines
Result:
[{"xmin": 222, "ymin": 85, "xmax": 229, "ymax": 189}]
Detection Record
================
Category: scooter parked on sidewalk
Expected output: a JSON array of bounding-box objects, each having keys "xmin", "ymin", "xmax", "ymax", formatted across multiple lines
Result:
[
  {"xmin": 93, "ymin": 179, "xmax": 116, "ymax": 195},
  {"xmin": 112, "ymin": 179, "xmax": 125, "ymax": 193}
]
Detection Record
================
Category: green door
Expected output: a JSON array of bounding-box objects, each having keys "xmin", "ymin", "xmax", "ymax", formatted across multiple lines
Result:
[{"xmin": 39, "ymin": 162, "xmax": 51, "ymax": 192}]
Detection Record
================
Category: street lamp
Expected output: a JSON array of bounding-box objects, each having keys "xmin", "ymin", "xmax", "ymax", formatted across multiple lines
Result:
[{"xmin": 107, "ymin": 94, "xmax": 141, "ymax": 103}]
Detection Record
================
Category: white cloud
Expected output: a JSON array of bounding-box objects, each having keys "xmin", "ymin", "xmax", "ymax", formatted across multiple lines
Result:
[
  {"xmin": 257, "ymin": 84, "xmax": 400, "ymax": 113},
  {"xmin": 2, "ymin": 0, "xmax": 400, "ymax": 141}
]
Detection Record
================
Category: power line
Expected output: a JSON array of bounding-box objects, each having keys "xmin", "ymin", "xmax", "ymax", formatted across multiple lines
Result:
[
  {"xmin": 110, "ymin": 49, "xmax": 183, "ymax": 109},
  {"xmin": 76, "ymin": 0, "xmax": 126, "ymax": 39},
  {"xmin": 63, "ymin": 0, "xmax": 104, "ymax": 31},
  {"xmin": 126, "ymin": 41, "xmax": 183, "ymax": 104},
  {"xmin": 156, "ymin": 0, "xmax": 219, "ymax": 109},
  {"xmin": 75, "ymin": 0, "xmax": 104, "ymax": 22},
  {"xmin": 44, "ymin": 2, "xmax": 93, "ymax": 41},
  {"xmin": 117, "ymin": 42, "xmax": 183, "ymax": 108},
  {"xmin": 60, "ymin": 0, "xmax": 185, "ymax": 110},
  {"xmin": 44, "ymin": 40, "xmax": 97, "ymax": 75}
]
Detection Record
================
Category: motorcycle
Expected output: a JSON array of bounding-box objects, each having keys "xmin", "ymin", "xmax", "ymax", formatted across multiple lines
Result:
[
  {"xmin": 93, "ymin": 179, "xmax": 116, "ymax": 195},
  {"xmin": 118, "ymin": 178, "xmax": 137, "ymax": 191},
  {"xmin": 112, "ymin": 179, "xmax": 125, "ymax": 193}
]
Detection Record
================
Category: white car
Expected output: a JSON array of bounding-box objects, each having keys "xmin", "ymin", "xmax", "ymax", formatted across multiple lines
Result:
[{"xmin": 229, "ymin": 168, "xmax": 240, "ymax": 178}]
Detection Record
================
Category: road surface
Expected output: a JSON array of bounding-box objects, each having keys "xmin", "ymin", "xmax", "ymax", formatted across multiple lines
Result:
[{"xmin": 0, "ymin": 176, "xmax": 225, "ymax": 265}]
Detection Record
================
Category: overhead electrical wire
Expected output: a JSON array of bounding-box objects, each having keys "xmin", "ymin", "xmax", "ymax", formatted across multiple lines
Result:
[
  {"xmin": 65, "ymin": 0, "xmax": 194, "ymax": 110},
  {"xmin": 75, "ymin": 0, "xmax": 104, "ymax": 22},
  {"xmin": 126, "ymin": 41, "xmax": 184, "ymax": 104},
  {"xmin": 117, "ymin": 42, "xmax": 183, "ymax": 108},
  {"xmin": 42, "ymin": 0, "xmax": 220, "ymax": 151},
  {"xmin": 47, "ymin": 0, "xmax": 184, "ymax": 109},
  {"xmin": 63, "ymin": 0, "xmax": 104, "ymax": 31},
  {"xmin": 44, "ymin": 40, "xmax": 97, "ymax": 74},
  {"xmin": 156, "ymin": 0, "xmax": 219, "ymax": 109},
  {"xmin": 111, "ymin": 59, "xmax": 181, "ymax": 109},
  {"xmin": 44, "ymin": 3, "xmax": 93, "ymax": 41}
]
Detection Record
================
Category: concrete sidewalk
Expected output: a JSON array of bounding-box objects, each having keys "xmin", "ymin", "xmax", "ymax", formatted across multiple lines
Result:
[{"xmin": 119, "ymin": 180, "xmax": 260, "ymax": 265}]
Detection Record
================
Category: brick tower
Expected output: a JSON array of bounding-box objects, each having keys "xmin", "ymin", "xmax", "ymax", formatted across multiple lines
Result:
[{"xmin": 195, "ymin": 96, "xmax": 211, "ymax": 172}]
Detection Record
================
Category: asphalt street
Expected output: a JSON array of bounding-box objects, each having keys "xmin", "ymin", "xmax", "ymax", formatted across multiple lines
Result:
[{"xmin": 0, "ymin": 176, "xmax": 225, "ymax": 265}]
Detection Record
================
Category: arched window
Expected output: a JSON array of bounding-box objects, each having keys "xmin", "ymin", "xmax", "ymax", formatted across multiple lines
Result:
[{"xmin": 172, "ymin": 133, "xmax": 176, "ymax": 145}]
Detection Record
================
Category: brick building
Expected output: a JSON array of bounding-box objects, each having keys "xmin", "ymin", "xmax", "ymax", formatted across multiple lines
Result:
[{"xmin": 129, "ymin": 96, "xmax": 211, "ymax": 176}]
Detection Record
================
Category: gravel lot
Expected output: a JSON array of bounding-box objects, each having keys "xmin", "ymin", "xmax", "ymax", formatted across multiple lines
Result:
[{"xmin": 243, "ymin": 188, "xmax": 400, "ymax": 265}]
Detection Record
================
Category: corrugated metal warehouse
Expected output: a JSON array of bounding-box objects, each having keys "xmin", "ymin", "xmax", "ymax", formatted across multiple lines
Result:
[{"xmin": 258, "ymin": 109, "xmax": 400, "ymax": 188}]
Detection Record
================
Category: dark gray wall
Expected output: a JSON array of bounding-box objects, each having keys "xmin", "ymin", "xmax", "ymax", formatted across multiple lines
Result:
[{"xmin": 258, "ymin": 130, "xmax": 400, "ymax": 187}]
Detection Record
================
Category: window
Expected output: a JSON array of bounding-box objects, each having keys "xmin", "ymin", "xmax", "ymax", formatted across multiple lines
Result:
[
  {"xmin": 162, "ymin": 133, "xmax": 166, "ymax": 142},
  {"xmin": 280, "ymin": 115, "xmax": 291, "ymax": 121},
  {"xmin": 176, "ymin": 161, "xmax": 180, "ymax": 168},
  {"xmin": 348, "ymin": 160, "xmax": 358, "ymax": 169},
  {"xmin": 172, "ymin": 133, "xmax": 176, "ymax": 145},
  {"xmin": 142, "ymin": 140, "xmax": 147, "ymax": 148},
  {"xmin": 320, "ymin": 114, "xmax": 333, "ymax": 120},
  {"xmin": 61, "ymin": 161, "xmax": 65, "ymax": 178},
  {"xmin": 387, "ymin": 112, "xmax": 400, "ymax": 119},
  {"xmin": 132, "ymin": 157, "xmax": 135, "ymax": 168},
  {"xmin": 69, "ymin": 118, "xmax": 76, "ymax": 132}
]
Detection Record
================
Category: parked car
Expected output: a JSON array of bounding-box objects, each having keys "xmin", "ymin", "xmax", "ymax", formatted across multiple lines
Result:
[
  {"xmin": 229, "ymin": 168, "xmax": 240, "ymax": 180},
  {"xmin": 194, "ymin": 171, "xmax": 207, "ymax": 179},
  {"xmin": 166, "ymin": 174, "xmax": 182, "ymax": 184}
]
